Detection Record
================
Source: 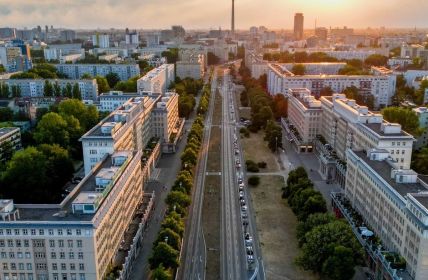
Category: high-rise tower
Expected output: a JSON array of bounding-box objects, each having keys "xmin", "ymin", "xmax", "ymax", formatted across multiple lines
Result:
[
  {"xmin": 231, "ymin": 0, "xmax": 235, "ymax": 35},
  {"xmin": 294, "ymin": 13, "xmax": 304, "ymax": 40}
]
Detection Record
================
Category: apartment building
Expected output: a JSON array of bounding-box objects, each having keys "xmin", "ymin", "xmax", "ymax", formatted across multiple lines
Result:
[
  {"xmin": 268, "ymin": 63, "xmax": 396, "ymax": 108},
  {"xmin": 43, "ymin": 44, "xmax": 85, "ymax": 61},
  {"xmin": 0, "ymin": 79, "xmax": 98, "ymax": 101},
  {"xmin": 80, "ymin": 96, "xmax": 159, "ymax": 175},
  {"xmin": 151, "ymin": 92, "xmax": 184, "ymax": 153},
  {"xmin": 413, "ymin": 107, "xmax": 428, "ymax": 150},
  {"xmin": 279, "ymin": 62, "xmax": 346, "ymax": 75},
  {"xmin": 317, "ymin": 94, "xmax": 414, "ymax": 184},
  {"xmin": 0, "ymin": 147, "xmax": 160, "ymax": 280},
  {"xmin": 0, "ymin": 127, "xmax": 21, "ymax": 162},
  {"xmin": 136, "ymin": 64, "xmax": 175, "ymax": 94},
  {"xmin": 55, "ymin": 64, "xmax": 140, "ymax": 81},
  {"xmin": 284, "ymin": 88, "xmax": 322, "ymax": 152},
  {"xmin": 98, "ymin": 91, "xmax": 144, "ymax": 112},
  {"xmin": 344, "ymin": 149, "xmax": 428, "ymax": 279},
  {"xmin": 92, "ymin": 34, "xmax": 109, "ymax": 49}
]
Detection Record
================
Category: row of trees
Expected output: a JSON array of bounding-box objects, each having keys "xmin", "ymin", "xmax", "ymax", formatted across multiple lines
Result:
[
  {"xmin": 283, "ymin": 167, "xmax": 363, "ymax": 280},
  {"xmin": 170, "ymin": 78, "xmax": 204, "ymax": 119},
  {"xmin": 149, "ymin": 83, "xmax": 211, "ymax": 279},
  {"xmin": 392, "ymin": 75, "xmax": 428, "ymax": 106},
  {"xmin": 381, "ymin": 106, "xmax": 424, "ymax": 136},
  {"xmin": 10, "ymin": 63, "xmax": 68, "ymax": 79},
  {"xmin": 42, "ymin": 80, "xmax": 82, "ymax": 99},
  {"xmin": 0, "ymin": 84, "xmax": 21, "ymax": 98}
]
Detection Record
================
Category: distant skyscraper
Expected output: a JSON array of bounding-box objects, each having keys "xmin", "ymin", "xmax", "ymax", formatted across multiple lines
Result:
[
  {"xmin": 231, "ymin": 0, "xmax": 235, "ymax": 34},
  {"xmin": 294, "ymin": 13, "xmax": 304, "ymax": 40}
]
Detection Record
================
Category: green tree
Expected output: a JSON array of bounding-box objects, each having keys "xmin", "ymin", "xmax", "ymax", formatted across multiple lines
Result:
[
  {"xmin": 291, "ymin": 64, "xmax": 306, "ymax": 75},
  {"xmin": 44, "ymin": 80, "xmax": 54, "ymax": 97},
  {"xmin": 181, "ymin": 147, "xmax": 197, "ymax": 168},
  {"xmin": 320, "ymin": 86, "xmax": 334, "ymax": 97},
  {"xmin": 0, "ymin": 108, "xmax": 13, "ymax": 122},
  {"xmin": 0, "ymin": 64, "xmax": 5, "ymax": 73},
  {"xmin": 161, "ymin": 215, "xmax": 184, "ymax": 237},
  {"xmin": 72, "ymin": 83, "xmax": 82, "ymax": 100},
  {"xmin": 150, "ymin": 264, "xmax": 172, "ymax": 280},
  {"xmin": 154, "ymin": 228, "xmax": 181, "ymax": 251},
  {"xmin": 106, "ymin": 72, "xmax": 121, "ymax": 88},
  {"xmin": 81, "ymin": 73, "xmax": 92, "ymax": 79},
  {"xmin": 64, "ymin": 83, "xmax": 73, "ymax": 98},
  {"xmin": 296, "ymin": 213, "xmax": 336, "ymax": 247},
  {"xmin": 172, "ymin": 171, "xmax": 193, "ymax": 194},
  {"xmin": 296, "ymin": 220, "xmax": 363, "ymax": 274},
  {"xmin": 58, "ymin": 99, "xmax": 99, "ymax": 131},
  {"xmin": 161, "ymin": 48, "xmax": 179, "ymax": 64},
  {"xmin": 321, "ymin": 245, "xmax": 356, "ymax": 280},
  {"xmin": 381, "ymin": 107, "xmax": 423, "ymax": 136},
  {"xmin": 411, "ymin": 148, "xmax": 428, "ymax": 174},
  {"xmin": 264, "ymin": 120, "xmax": 282, "ymax": 152},
  {"xmin": 149, "ymin": 242, "xmax": 179, "ymax": 269},
  {"xmin": 364, "ymin": 54, "xmax": 388, "ymax": 67},
  {"xmin": 272, "ymin": 94, "xmax": 288, "ymax": 119},
  {"xmin": 95, "ymin": 76, "xmax": 110, "ymax": 93},
  {"xmin": 53, "ymin": 82, "xmax": 61, "ymax": 97},
  {"xmin": 166, "ymin": 191, "xmax": 191, "ymax": 209},
  {"xmin": 34, "ymin": 112, "xmax": 70, "ymax": 147}
]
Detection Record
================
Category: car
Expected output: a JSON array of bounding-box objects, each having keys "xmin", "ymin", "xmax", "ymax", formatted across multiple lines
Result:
[
  {"xmin": 241, "ymin": 212, "xmax": 248, "ymax": 218},
  {"xmin": 245, "ymin": 233, "xmax": 250, "ymax": 240},
  {"xmin": 246, "ymin": 246, "xmax": 254, "ymax": 255},
  {"xmin": 247, "ymin": 254, "xmax": 255, "ymax": 263},
  {"xmin": 239, "ymin": 182, "xmax": 245, "ymax": 187},
  {"xmin": 238, "ymin": 178, "xmax": 243, "ymax": 184},
  {"xmin": 239, "ymin": 191, "xmax": 244, "ymax": 198},
  {"xmin": 240, "ymin": 200, "xmax": 246, "ymax": 206},
  {"xmin": 241, "ymin": 205, "xmax": 248, "ymax": 211},
  {"xmin": 239, "ymin": 186, "xmax": 244, "ymax": 191},
  {"xmin": 236, "ymin": 163, "xmax": 241, "ymax": 169},
  {"xmin": 243, "ymin": 220, "xmax": 249, "ymax": 226},
  {"xmin": 235, "ymin": 149, "xmax": 239, "ymax": 155},
  {"xmin": 245, "ymin": 236, "xmax": 253, "ymax": 245}
]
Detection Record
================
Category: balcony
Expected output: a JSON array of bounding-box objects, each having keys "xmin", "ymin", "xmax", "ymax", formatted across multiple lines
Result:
[{"xmin": 331, "ymin": 192, "xmax": 413, "ymax": 280}]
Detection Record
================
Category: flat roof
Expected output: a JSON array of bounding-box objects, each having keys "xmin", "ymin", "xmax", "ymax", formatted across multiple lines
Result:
[
  {"xmin": 361, "ymin": 123, "xmax": 412, "ymax": 138},
  {"xmin": 0, "ymin": 127, "xmax": 19, "ymax": 137},
  {"xmin": 354, "ymin": 150, "xmax": 427, "ymax": 197}
]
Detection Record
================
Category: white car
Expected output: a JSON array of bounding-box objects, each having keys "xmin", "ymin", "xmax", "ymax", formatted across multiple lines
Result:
[
  {"xmin": 241, "ymin": 205, "xmax": 248, "ymax": 211},
  {"xmin": 239, "ymin": 191, "xmax": 244, "ymax": 198}
]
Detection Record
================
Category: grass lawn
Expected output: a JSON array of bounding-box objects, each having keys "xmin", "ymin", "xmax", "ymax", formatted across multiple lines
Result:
[
  {"xmin": 240, "ymin": 132, "xmax": 279, "ymax": 172},
  {"xmin": 202, "ymin": 175, "xmax": 221, "ymax": 280},
  {"xmin": 249, "ymin": 175, "xmax": 318, "ymax": 280}
]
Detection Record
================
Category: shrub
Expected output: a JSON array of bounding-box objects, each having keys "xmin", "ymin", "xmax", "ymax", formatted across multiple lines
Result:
[
  {"xmin": 248, "ymin": 176, "xmax": 260, "ymax": 186},
  {"xmin": 246, "ymin": 160, "xmax": 259, "ymax": 172},
  {"xmin": 257, "ymin": 161, "xmax": 267, "ymax": 168}
]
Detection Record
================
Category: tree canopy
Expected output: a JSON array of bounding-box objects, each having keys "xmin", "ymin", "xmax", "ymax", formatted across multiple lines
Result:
[{"xmin": 381, "ymin": 107, "xmax": 423, "ymax": 136}]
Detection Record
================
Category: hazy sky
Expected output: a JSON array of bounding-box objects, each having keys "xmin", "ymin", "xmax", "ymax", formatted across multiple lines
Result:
[{"xmin": 0, "ymin": 0, "xmax": 427, "ymax": 30}]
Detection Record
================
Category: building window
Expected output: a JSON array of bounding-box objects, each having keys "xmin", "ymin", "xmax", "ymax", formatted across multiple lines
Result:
[
  {"xmin": 67, "ymin": 240, "xmax": 73, "ymax": 248},
  {"xmin": 15, "ymin": 240, "xmax": 21, "ymax": 247},
  {"xmin": 48, "ymin": 229, "xmax": 54, "ymax": 235},
  {"xmin": 18, "ymin": 263, "xmax": 24, "ymax": 270},
  {"xmin": 24, "ymin": 240, "xmax": 29, "ymax": 247},
  {"xmin": 26, "ymin": 263, "xmax": 32, "ymax": 270},
  {"xmin": 11, "ymin": 263, "xmax": 16, "ymax": 270},
  {"xmin": 76, "ymin": 229, "xmax": 81, "ymax": 236},
  {"xmin": 22, "ymin": 230, "xmax": 27, "ymax": 236},
  {"xmin": 76, "ymin": 240, "xmax": 82, "ymax": 248},
  {"xmin": 70, "ymin": 263, "xmax": 75, "ymax": 270},
  {"xmin": 78, "ymin": 252, "xmax": 83, "ymax": 260},
  {"xmin": 30, "ymin": 230, "xmax": 36, "ymax": 236},
  {"xmin": 14, "ymin": 229, "xmax": 19, "ymax": 235},
  {"xmin": 6, "ymin": 229, "xmax": 11, "ymax": 235},
  {"xmin": 69, "ymin": 252, "xmax": 74, "ymax": 259},
  {"xmin": 79, "ymin": 263, "xmax": 84, "ymax": 270},
  {"xmin": 9, "ymin": 252, "xmax": 14, "ymax": 258},
  {"xmin": 61, "ymin": 263, "xmax": 66, "ymax": 270},
  {"xmin": 58, "ymin": 229, "xmax": 63, "ymax": 236},
  {"xmin": 38, "ymin": 229, "xmax": 44, "ymax": 235},
  {"xmin": 51, "ymin": 252, "xmax": 56, "ymax": 259},
  {"xmin": 49, "ymin": 240, "xmax": 55, "ymax": 247},
  {"xmin": 58, "ymin": 240, "xmax": 64, "ymax": 247},
  {"xmin": 3, "ymin": 263, "xmax": 8, "ymax": 270},
  {"xmin": 17, "ymin": 252, "xmax": 23, "ymax": 259},
  {"xmin": 60, "ymin": 252, "xmax": 65, "ymax": 259},
  {"xmin": 67, "ymin": 229, "xmax": 72, "ymax": 236},
  {"xmin": 25, "ymin": 253, "xmax": 30, "ymax": 259},
  {"xmin": 7, "ymin": 240, "xmax": 13, "ymax": 247},
  {"xmin": 79, "ymin": 274, "xmax": 85, "ymax": 280},
  {"xmin": 52, "ymin": 263, "xmax": 57, "ymax": 270},
  {"xmin": 0, "ymin": 240, "xmax": 5, "ymax": 247}
]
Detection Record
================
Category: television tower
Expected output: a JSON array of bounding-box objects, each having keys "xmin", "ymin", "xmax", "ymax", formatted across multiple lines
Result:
[{"xmin": 231, "ymin": 0, "xmax": 235, "ymax": 35}]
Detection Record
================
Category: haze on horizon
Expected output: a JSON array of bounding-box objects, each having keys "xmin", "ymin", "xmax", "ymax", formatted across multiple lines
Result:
[{"xmin": 0, "ymin": 0, "xmax": 427, "ymax": 30}]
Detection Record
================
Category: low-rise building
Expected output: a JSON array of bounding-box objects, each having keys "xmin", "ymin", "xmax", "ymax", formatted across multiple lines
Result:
[
  {"xmin": 56, "ymin": 64, "xmax": 140, "ymax": 81},
  {"xmin": 0, "ymin": 127, "xmax": 21, "ymax": 162},
  {"xmin": 98, "ymin": 91, "xmax": 143, "ymax": 112}
]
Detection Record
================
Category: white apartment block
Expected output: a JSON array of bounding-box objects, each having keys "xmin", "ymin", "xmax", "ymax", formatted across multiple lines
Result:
[
  {"xmin": 320, "ymin": 94, "xmax": 414, "ymax": 169},
  {"xmin": 55, "ymin": 64, "xmax": 140, "ymax": 81},
  {"xmin": 92, "ymin": 48, "xmax": 128, "ymax": 58},
  {"xmin": 286, "ymin": 88, "xmax": 322, "ymax": 151},
  {"xmin": 0, "ymin": 147, "xmax": 159, "ymax": 280},
  {"xmin": 98, "ymin": 91, "xmax": 144, "ymax": 112},
  {"xmin": 0, "ymin": 127, "xmax": 21, "ymax": 162},
  {"xmin": 80, "ymin": 96, "xmax": 158, "ymax": 175},
  {"xmin": 413, "ymin": 107, "xmax": 428, "ymax": 150},
  {"xmin": 43, "ymin": 44, "xmax": 85, "ymax": 61},
  {"xmin": 268, "ymin": 63, "xmax": 396, "ymax": 108},
  {"xmin": 176, "ymin": 62, "xmax": 203, "ymax": 80},
  {"xmin": 0, "ymin": 79, "xmax": 98, "ymax": 101},
  {"xmin": 137, "ymin": 64, "xmax": 174, "ymax": 94},
  {"xmin": 92, "ymin": 34, "xmax": 109, "ymax": 49},
  {"xmin": 345, "ymin": 149, "xmax": 428, "ymax": 279},
  {"xmin": 150, "ymin": 92, "xmax": 184, "ymax": 153}
]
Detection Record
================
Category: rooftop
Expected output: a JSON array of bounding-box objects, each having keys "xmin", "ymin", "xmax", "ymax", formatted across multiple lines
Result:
[
  {"xmin": 361, "ymin": 122, "xmax": 412, "ymax": 138},
  {"xmin": 5, "ymin": 151, "xmax": 136, "ymax": 223},
  {"xmin": 354, "ymin": 150, "xmax": 427, "ymax": 197},
  {"xmin": 0, "ymin": 127, "xmax": 19, "ymax": 138}
]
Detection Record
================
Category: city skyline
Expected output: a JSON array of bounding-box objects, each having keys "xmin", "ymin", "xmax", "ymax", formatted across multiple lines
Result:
[{"xmin": 1, "ymin": 0, "xmax": 428, "ymax": 30}]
